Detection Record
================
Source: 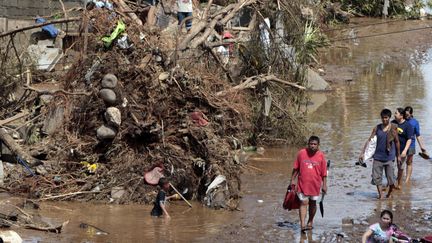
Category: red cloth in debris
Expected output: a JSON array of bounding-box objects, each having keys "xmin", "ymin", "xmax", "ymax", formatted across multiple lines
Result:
[{"xmin": 190, "ymin": 111, "xmax": 209, "ymax": 126}]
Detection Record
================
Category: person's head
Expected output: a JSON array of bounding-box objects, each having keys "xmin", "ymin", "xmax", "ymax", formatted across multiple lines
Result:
[
  {"xmin": 307, "ymin": 136, "xmax": 320, "ymax": 153},
  {"xmin": 215, "ymin": 22, "xmax": 224, "ymax": 35},
  {"xmin": 380, "ymin": 109, "xmax": 392, "ymax": 125},
  {"xmin": 159, "ymin": 178, "xmax": 170, "ymax": 191},
  {"xmin": 380, "ymin": 209, "xmax": 393, "ymax": 226},
  {"xmin": 404, "ymin": 106, "xmax": 414, "ymax": 119},
  {"xmin": 394, "ymin": 107, "xmax": 405, "ymax": 122}
]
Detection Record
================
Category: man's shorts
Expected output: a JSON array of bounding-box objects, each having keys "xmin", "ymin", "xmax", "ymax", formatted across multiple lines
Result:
[
  {"xmin": 408, "ymin": 147, "xmax": 416, "ymax": 156},
  {"xmin": 297, "ymin": 192, "xmax": 319, "ymax": 201}
]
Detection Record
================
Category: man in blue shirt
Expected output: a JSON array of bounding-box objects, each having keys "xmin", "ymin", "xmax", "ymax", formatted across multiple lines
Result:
[
  {"xmin": 404, "ymin": 106, "xmax": 427, "ymax": 183},
  {"xmin": 392, "ymin": 108, "xmax": 414, "ymax": 189}
]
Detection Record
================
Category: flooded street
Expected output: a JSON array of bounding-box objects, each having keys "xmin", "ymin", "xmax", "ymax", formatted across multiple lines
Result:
[{"xmin": 10, "ymin": 18, "xmax": 432, "ymax": 242}]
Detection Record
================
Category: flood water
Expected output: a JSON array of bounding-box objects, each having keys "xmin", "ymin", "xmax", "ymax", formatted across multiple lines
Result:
[{"xmin": 12, "ymin": 18, "xmax": 432, "ymax": 242}]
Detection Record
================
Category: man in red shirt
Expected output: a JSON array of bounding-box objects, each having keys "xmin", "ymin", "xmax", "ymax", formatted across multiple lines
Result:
[{"xmin": 290, "ymin": 136, "xmax": 328, "ymax": 233}]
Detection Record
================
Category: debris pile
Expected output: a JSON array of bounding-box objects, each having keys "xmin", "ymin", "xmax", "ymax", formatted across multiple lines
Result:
[{"xmin": 0, "ymin": 0, "xmax": 317, "ymax": 206}]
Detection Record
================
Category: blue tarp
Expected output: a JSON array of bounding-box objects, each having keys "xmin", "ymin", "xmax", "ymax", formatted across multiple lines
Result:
[{"xmin": 36, "ymin": 17, "xmax": 59, "ymax": 38}]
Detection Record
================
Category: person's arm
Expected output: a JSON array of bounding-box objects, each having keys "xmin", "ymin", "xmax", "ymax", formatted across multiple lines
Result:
[
  {"xmin": 359, "ymin": 127, "xmax": 377, "ymax": 160},
  {"xmin": 160, "ymin": 201, "xmax": 170, "ymax": 218},
  {"xmin": 417, "ymin": 135, "xmax": 426, "ymax": 152},
  {"xmin": 362, "ymin": 229, "xmax": 373, "ymax": 243},
  {"xmin": 290, "ymin": 152, "xmax": 301, "ymax": 185},
  {"xmin": 393, "ymin": 127, "xmax": 401, "ymax": 162},
  {"xmin": 290, "ymin": 168, "xmax": 299, "ymax": 186},
  {"xmin": 416, "ymin": 123, "xmax": 426, "ymax": 152},
  {"xmin": 322, "ymin": 176, "xmax": 327, "ymax": 194}
]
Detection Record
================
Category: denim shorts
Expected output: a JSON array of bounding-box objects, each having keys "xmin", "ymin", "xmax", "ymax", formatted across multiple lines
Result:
[{"xmin": 178, "ymin": 12, "xmax": 192, "ymax": 30}]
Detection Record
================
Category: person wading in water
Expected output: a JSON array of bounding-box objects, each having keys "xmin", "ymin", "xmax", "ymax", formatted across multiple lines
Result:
[
  {"xmin": 404, "ymin": 106, "xmax": 427, "ymax": 183},
  {"xmin": 360, "ymin": 109, "xmax": 400, "ymax": 199},
  {"xmin": 290, "ymin": 136, "xmax": 328, "ymax": 233},
  {"xmin": 392, "ymin": 108, "xmax": 413, "ymax": 189}
]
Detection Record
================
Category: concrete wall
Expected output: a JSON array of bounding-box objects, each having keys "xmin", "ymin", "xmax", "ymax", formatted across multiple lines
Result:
[{"xmin": 0, "ymin": 0, "xmax": 82, "ymax": 18}]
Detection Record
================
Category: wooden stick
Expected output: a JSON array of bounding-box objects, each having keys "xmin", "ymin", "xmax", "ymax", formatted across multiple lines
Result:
[
  {"xmin": 112, "ymin": 0, "xmax": 143, "ymax": 26},
  {"xmin": 0, "ymin": 17, "xmax": 80, "ymax": 38},
  {"xmin": 39, "ymin": 191, "xmax": 100, "ymax": 201},
  {"xmin": 169, "ymin": 183, "xmax": 192, "ymax": 208},
  {"xmin": 0, "ymin": 128, "xmax": 42, "ymax": 167},
  {"xmin": 24, "ymin": 85, "xmax": 91, "ymax": 96},
  {"xmin": 0, "ymin": 111, "xmax": 30, "ymax": 127}
]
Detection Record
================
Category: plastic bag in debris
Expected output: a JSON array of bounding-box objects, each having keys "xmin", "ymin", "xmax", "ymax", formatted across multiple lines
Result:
[
  {"xmin": 102, "ymin": 20, "xmax": 126, "ymax": 48},
  {"xmin": 36, "ymin": 17, "xmax": 59, "ymax": 38}
]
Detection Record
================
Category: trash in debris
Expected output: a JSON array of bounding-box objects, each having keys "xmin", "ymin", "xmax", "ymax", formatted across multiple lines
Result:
[
  {"xmin": 80, "ymin": 223, "xmax": 109, "ymax": 236},
  {"xmin": 80, "ymin": 161, "xmax": 99, "ymax": 174},
  {"xmin": 102, "ymin": 20, "xmax": 126, "ymax": 48},
  {"xmin": 190, "ymin": 111, "xmax": 209, "ymax": 127},
  {"xmin": 36, "ymin": 17, "xmax": 59, "ymax": 38}
]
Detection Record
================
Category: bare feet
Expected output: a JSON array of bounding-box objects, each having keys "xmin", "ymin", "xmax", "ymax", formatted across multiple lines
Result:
[
  {"xmin": 377, "ymin": 193, "xmax": 384, "ymax": 200},
  {"xmin": 385, "ymin": 193, "xmax": 392, "ymax": 199},
  {"xmin": 393, "ymin": 185, "xmax": 401, "ymax": 190}
]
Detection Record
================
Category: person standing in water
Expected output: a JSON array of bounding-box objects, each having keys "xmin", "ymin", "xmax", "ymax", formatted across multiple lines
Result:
[
  {"xmin": 404, "ymin": 106, "xmax": 427, "ymax": 183},
  {"xmin": 392, "ymin": 108, "xmax": 413, "ymax": 189},
  {"xmin": 290, "ymin": 136, "xmax": 328, "ymax": 233},
  {"xmin": 360, "ymin": 109, "xmax": 400, "ymax": 199}
]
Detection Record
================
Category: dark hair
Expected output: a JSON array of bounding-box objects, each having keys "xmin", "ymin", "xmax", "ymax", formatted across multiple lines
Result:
[
  {"xmin": 396, "ymin": 107, "xmax": 406, "ymax": 119},
  {"xmin": 405, "ymin": 106, "xmax": 413, "ymax": 115},
  {"xmin": 380, "ymin": 209, "xmax": 393, "ymax": 224},
  {"xmin": 380, "ymin": 109, "xmax": 392, "ymax": 118},
  {"xmin": 159, "ymin": 177, "xmax": 169, "ymax": 187},
  {"xmin": 308, "ymin": 136, "xmax": 320, "ymax": 144}
]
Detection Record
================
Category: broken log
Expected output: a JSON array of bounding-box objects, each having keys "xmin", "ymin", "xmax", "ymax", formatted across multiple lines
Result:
[
  {"xmin": 0, "ymin": 128, "xmax": 42, "ymax": 167},
  {"xmin": 178, "ymin": 0, "xmax": 256, "ymax": 51},
  {"xmin": 0, "ymin": 17, "xmax": 81, "ymax": 38},
  {"xmin": 24, "ymin": 220, "xmax": 69, "ymax": 233},
  {"xmin": 0, "ymin": 111, "xmax": 30, "ymax": 127},
  {"xmin": 25, "ymin": 85, "xmax": 91, "ymax": 96},
  {"xmin": 112, "ymin": 0, "xmax": 144, "ymax": 26},
  {"xmin": 216, "ymin": 74, "xmax": 305, "ymax": 96}
]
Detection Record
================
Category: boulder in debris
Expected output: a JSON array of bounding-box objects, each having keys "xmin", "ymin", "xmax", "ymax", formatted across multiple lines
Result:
[
  {"xmin": 306, "ymin": 68, "xmax": 330, "ymax": 91},
  {"xmin": 104, "ymin": 107, "xmax": 121, "ymax": 127},
  {"xmin": 111, "ymin": 186, "xmax": 126, "ymax": 200},
  {"xmin": 99, "ymin": 89, "xmax": 117, "ymax": 105},
  {"xmin": 101, "ymin": 74, "xmax": 118, "ymax": 89},
  {"xmin": 96, "ymin": 125, "xmax": 117, "ymax": 140}
]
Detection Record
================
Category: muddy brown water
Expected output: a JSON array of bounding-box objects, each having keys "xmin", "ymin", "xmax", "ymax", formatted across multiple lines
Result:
[{"xmin": 9, "ymin": 18, "xmax": 432, "ymax": 242}]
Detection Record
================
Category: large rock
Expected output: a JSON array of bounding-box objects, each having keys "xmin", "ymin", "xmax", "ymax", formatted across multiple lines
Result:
[
  {"xmin": 306, "ymin": 68, "xmax": 330, "ymax": 91},
  {"xmin": 99, "ymin": 89, "xmax": 117, "ymax": 104},
  {"xmin": 96, "ymin": 125, "xmax": 117, "ymax": 140},
  {"xmin": 104, "ymin": 107, "xmax": 121, "ymax": 127},
  {"xmin": 101, "ymin": 74, "xmax": 118, "ymax": 88}
]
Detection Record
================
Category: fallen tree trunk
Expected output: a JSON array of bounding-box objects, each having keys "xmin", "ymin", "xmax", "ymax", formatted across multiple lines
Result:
[
  {"xmin": 0, "ymin": 128, "xmax": 42, "ymax": 167},
  {"xmin": 112, "ymin": 0, "xmax": 143, "ymax": 26},
  {"xmin": 0, "ymin": 111, "xmax": 29, "ymax": 127},
  {"xmin": 178, "ymin": 0, "xmax": 256, "ymax": 51},
  {"xmin": 0, "ymin": 17, "xmax": 81, "ymax": 38},
  {"xmin": 216, "ymin": 74, "xmax": 305, "ymax": 96}
]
